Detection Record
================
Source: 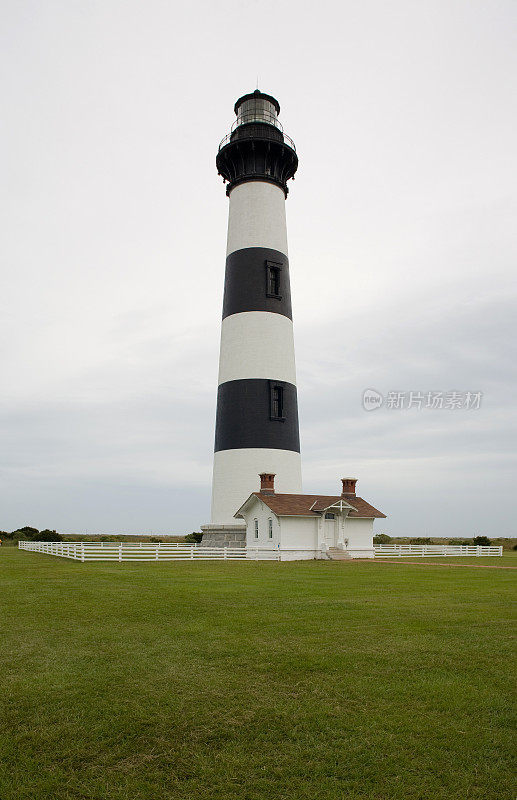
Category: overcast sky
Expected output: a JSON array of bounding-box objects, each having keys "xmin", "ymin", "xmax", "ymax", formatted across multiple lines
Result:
[{"xmin": 1, "ymin": 0, "xmax": 516, "ymax": 537}]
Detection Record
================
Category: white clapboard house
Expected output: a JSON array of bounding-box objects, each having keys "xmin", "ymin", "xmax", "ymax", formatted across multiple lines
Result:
[{"xmin": 235, "ymin": 474, "xmax": 386, "ymax": 560}]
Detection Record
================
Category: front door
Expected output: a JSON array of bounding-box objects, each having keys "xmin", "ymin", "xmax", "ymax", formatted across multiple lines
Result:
[{"xmin": 324, "ymin": 513, "xmax": 337, "ymax": 547}]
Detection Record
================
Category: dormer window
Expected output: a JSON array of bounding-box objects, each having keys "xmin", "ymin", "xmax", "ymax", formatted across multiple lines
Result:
[{"xmin": 266, "ymin": 261, "xmax": 282, "ymax": 299}]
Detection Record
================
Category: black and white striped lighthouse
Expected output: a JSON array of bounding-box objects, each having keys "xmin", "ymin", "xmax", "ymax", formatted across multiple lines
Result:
[{"xmin": 201, "ymin": 90, "xmax": 302, "ymax": 545}]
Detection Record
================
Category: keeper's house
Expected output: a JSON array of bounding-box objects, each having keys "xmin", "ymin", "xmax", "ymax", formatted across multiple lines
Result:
[{"xmin": 235, "ymin": 474, "xmax": 386, "ymax": 560}]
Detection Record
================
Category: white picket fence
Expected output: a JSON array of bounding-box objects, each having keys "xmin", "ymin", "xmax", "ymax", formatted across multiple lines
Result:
[
  {"xmin": 374, "ymin": 544, "xmax": 503, "ymax": 558},
  {"xmin": 18, "ymin": 541, "xmax": 504, "ymax": 561},
  {"xmin": 18, "ymin": 541, "xmax": 247, "ymax": 561}
]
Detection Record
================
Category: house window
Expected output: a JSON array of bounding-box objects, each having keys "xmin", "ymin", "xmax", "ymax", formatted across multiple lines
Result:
[
  {"xmin": 254, "ymin": 519, "xmax": 259, "ymax": 539},
  {"xmin": 270, "ymin": 383, "xmax": 285, "ymax": 420},
  {"xmin": 325, "ymin": 512, "xmax": 335, "ymax": 519},
  {"xmin": 266, "ymin": 261, "xmax": 282, "ymax": 299},
  {"xmin": 268, "ymin": 519, "xmax": 273, "ymax": 539}
]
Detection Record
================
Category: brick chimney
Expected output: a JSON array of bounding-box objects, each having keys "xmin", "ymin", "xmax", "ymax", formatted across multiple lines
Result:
[
  {"xmin": 341, "ymin": 477, "xmax": 358, "ymax": 496},
  {"xmin": 259, "ymin": 473, "xmax": 276, "ymax": 495}
]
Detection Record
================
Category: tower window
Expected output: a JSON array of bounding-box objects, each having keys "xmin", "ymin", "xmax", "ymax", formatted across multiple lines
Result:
[
  {"xmin": 266, "ymin": 261, "xmax": 282, "ymax": 299},
  {"xmin": 268, "ymin": 518, "xmax": 273, "ymax": 539},
  {"xmin": 270, "ymin": 383, "xmax": 285, "ymax": 420},
  {"xmin": 254, "ymin": 519, "xmax": 259, "ymax": 539},
  {"xmin": 325, "ymin": 512, "xmax": 335, "ymax": 519}
]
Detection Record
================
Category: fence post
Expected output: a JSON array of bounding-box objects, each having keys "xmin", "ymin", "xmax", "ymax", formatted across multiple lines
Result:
[
  {"xmin": 81, "ymin": 543, "xmax": 85, "ymax": 562},
  {"xmin": 224, "ymin": 547, "xmax": 227, "ymax": 560},
  {"xmin": 119, "ymin": 543, "xmax": 122, "ymax": 562}
]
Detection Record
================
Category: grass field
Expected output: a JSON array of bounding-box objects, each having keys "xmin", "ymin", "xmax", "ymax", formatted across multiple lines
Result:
[
  {"xmin": 370, "ymin": 554, "xmax": 517, "ymax": 567},
  {"xmin": 1, "ymin": 549, "xmax": 515, "ymax": 800}
]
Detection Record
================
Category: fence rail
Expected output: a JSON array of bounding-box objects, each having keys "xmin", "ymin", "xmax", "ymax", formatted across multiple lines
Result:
[
  {"xmin": 374, "ymin": 545, "xmax": 503, "ymax": 557},
  {"xmin": 18, "ymin": 541, "xmax": 247, "ymax": 561},
  {"xmin": 18, "ymin": 542, "xmax": 504, "ymax": 561}
]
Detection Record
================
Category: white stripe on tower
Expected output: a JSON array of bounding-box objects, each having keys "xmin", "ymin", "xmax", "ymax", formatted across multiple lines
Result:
[
  {"xmin": 211, "ymin": 449, "xmax": 302, "ymax": 525},
  {"xmin": 210, "ymin": 90, "xmax": 302, "ymax": 526},
  {"xmin": 226, "ymin": 181, "xmax": 288, "ymax": 255},
  {"xmin": 217, "ymin": 311, "xmax": 296, "ymax": 385}
]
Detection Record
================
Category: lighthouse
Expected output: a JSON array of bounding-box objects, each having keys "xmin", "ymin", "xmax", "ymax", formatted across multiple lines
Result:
[{"xmin": 201, "ymin": 90, "xmax": 302, "ymax": 547}]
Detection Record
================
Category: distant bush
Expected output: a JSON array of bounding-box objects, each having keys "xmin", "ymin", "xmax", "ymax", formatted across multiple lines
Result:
[
  {"xmin": 11, "ymin": 526, "xmax": 39, "ymax": 540},
  {"xmin": 473, "ymin": 536, "xmax": 492, "ymax": 546},
  {"xmin": 513, "ymin": 544, "xmax": 517, "ymax": 551},
  {"xmin": 33, "ymin": 530, "xmax": 62, "ymax": 542},
  {"xmin": 409, "ymin": 537, "xmax": 432, "ymax": 545},
  {"xmin": 0, "ymin": 531, "xmax": 18, "ymax": 546},
  {"xmin": 185, "ymin": 532, "xmax": 203, "ymax": 543},
  {"xmin": 373, "ymin": 533, "xmax": 392, "ymax": 544},
  {"xmin": 149, "ymin": 537, "xmax": 163, "ymax": 543},
  {"xmin": 448, "ymin": 539, "xmax": 472, "ymax": 546}
]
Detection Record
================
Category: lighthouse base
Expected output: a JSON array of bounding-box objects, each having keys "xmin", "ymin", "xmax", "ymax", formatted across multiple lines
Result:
[{"xmin": 199, "ymin": 523, "xmax": 247, "ymax": 548}]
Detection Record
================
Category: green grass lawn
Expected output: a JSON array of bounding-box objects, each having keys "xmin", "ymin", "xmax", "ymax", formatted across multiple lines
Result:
[
  {"xmin": 1, "ymin": 549, "xmax": 515, "ymax": 800},
  {"xmin": 372, "ymin": 553, "xmax": 517, "ymax": 567}
]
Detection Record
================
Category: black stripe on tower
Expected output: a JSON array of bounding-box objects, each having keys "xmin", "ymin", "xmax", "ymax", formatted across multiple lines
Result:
[
  {"xmin": 214, "ymin": 379, "xmax": 300, "ymax": 452},
  {"xmin": 223, "ymin": 247, "xmax": 292, "ymax": 320}
]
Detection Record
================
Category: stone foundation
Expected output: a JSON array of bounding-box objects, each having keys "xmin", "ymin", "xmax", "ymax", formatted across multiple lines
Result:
[{"xmin": 200, "ymin": 523, "xmax": 246, "ymax": 548}]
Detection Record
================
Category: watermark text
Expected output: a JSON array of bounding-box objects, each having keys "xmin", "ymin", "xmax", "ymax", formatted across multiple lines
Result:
[{"xmin": 362, "ymin": 389, "xmax": 482, "ymax": 411}]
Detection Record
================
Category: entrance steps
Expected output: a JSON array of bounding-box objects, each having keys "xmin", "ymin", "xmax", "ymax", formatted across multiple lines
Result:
[{"xmin": 327, "ymin": 547, "xmax": 352, "ymax": 561}]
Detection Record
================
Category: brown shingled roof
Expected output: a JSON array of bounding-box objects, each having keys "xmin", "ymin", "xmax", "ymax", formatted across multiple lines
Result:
[{"xmin": 245, "ymin": 492, "xmax": 386, "ymax": 518}]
